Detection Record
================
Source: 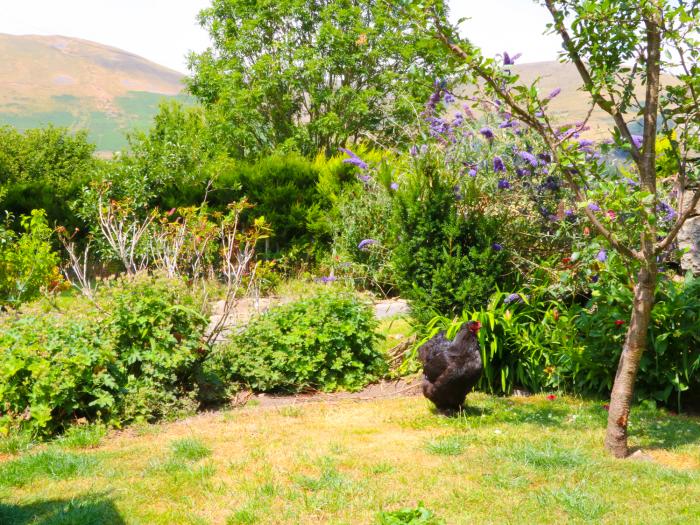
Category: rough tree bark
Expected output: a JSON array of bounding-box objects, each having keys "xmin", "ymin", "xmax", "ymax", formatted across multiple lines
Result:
[{"xmin": 604, "ymin": 267, "xmax": 657, "ymax": 457}]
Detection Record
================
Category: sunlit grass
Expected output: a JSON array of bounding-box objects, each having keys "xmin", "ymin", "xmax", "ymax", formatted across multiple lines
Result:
[{"xmin": 0, "ymin": 395, "xmax": 698, "ymax": 524}]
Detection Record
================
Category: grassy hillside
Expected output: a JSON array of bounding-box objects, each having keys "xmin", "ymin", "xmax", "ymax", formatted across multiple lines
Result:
[
  {"xmin": 462, "ymin": 61, "xmax": 677, "ymax": 139},
  {"xmin": 0, "ymin": 34, "xmax": 189, "ymax": 151}
]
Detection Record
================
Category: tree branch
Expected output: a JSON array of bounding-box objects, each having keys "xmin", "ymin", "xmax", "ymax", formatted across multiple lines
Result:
[
  {"xmin": 656, "ymin": 188, "xmax": 700, "ymax": 254},
  {"xmin": 543, "ymin": 0, "xmax": 642, "ymax": 166},
  {"xmin": 429, "ymin": 10, "xmax": 641, "ymax": 262}
]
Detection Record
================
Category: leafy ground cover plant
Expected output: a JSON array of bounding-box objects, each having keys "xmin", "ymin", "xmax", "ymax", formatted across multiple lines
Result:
[
  {"xmin": 0, "ymin": 274, "xmax": 210, "ymax": 436},
  {"xmin": 208, "ymin": 291, "xmax": 386, "ymax": 393}
]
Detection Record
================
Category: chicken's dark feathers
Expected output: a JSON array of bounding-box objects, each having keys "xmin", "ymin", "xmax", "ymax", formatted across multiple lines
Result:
[{"xmin": 417, "ymin": 321, "xmax": 483, "ymax": 411}]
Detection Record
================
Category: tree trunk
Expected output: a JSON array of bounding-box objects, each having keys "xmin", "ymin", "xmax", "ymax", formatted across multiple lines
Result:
[{"xmin": 604, "ymin": 267, "xmax": 657, "ymax": 458}]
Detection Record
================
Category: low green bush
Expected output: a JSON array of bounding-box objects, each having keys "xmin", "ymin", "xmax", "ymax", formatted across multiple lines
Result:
[
  {"xmin": 208, "ymin": 291, "xmax": 385, "ymax": 393},
  {"xmin": 0, "ymin": 274, "xmax": 209, "ymax": 436},
  {"xmin": 0, "ymin": 209, "xmax": 62, "ymax": 307},
  {"xmin": 572, "ymin": 272, "xmax": 700, "ymax": 409}
]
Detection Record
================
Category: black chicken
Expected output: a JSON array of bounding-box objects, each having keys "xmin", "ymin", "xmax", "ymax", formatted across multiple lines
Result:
[{"xmin": 418, "ymin": 320, "xmax": 483, "ymax": 411}]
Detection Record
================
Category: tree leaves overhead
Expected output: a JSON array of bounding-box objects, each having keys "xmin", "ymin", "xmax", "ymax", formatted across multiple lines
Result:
[{"xmin": 187, "ymin": 0, "xmax": 453, "ymax": 158}]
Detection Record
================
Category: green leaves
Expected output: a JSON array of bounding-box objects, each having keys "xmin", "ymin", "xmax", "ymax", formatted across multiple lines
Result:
[
  {"xmin": 188, "ymin": 0, "xmax": 453, "ymax": 156},
  {"xmin": 209, "ymin": 291, "xmax": 385, "ymax": 393},
  {"xmin": 0, "ymin": 274, "xmax": 210, "ymax": 436}
]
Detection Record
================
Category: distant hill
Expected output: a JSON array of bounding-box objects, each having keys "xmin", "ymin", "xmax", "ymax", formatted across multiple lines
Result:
[
  {"xmin": 0, "ymin": 34, "xmax": 189, "ymax": 152},
  {"xmin": 464, "ymin": 61, "xmax": 676, "ymax": 139}
]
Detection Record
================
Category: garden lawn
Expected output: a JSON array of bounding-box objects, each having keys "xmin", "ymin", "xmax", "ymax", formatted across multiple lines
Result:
[{"xmin": 1, "ymin": 394, "xmax": 699, "ymax": 525}]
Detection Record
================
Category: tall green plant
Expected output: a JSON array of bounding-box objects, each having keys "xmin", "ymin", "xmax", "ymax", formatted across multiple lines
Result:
[{"xmin": 417, "ymin": 290, "xmax": 580, "ymax": 396}]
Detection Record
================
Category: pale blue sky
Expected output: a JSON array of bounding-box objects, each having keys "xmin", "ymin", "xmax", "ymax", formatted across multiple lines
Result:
[{"xmin": 0, "ymin": 1, "xmax": 561, "ymax": 73}]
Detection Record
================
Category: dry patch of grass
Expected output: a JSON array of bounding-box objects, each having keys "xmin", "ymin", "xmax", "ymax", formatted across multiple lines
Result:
[{"xmin": 1, "ymin": 395, "xmax": 699, "ymax": 524}]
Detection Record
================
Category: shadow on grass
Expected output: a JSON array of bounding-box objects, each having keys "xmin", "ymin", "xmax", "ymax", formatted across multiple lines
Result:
[
  {"xmin": 633, "ymin": 411, "xmax": 700, "ymax": 449},
  {"xmin": 0, "ymin": 494, "xmax": 124, "ymax": 525},
  {"xmin": 434, "ymin": 398, "xmax": 570, "ymax": 428},
  {"xmin": 431, "ymin": 395, "xmax": 700, "ymax": 449}
]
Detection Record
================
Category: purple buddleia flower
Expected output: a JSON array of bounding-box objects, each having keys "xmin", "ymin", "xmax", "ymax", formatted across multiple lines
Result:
[
  {"xmin": 515, "ymin": 168, "xmax": 531, "ymax": 177},
  {"xmin": 622, "ymin": 177, "xmax": 639, "ymax": 187},
  {"xmin": 444, "ymin": 92, "xmax": 456, "ymax": 104},
  {"xmin": 578, "ymin": 139, "xmax": 595, "ymax": 150},
  {"xmin": 479, "ymin": 127, "xmax": 494, "ymax": 140},
  {"xmin": 468, "ymin": 167, "xmax": 478, "ymax": 177},
  {"xmin": 340, "ymin": 148, "xmax": 368, "ymax": 170},
  {"xmin": 518, "ymin": 151, "xmax": 538, "ymax": 167},
  {"xmin": 565, "ymin": 209, "xmax": 574, "ymax": 217},
  {"xmin": 657, "ymin": 201, "xmax": 677, "ymax": 222},
  {"xmin": 538, "ymin": 153, "xmax": 551, "ymax": 164},
  {"xmin": 358, "ymin": 174, "xmax": 371, "ymax": 183},
  {"xmin": 390, "ymin": 182, "xmax": 399, "ymax": 191},
  {"xmin": 596, "ymin": 249, "xmax": 607, "ymax": 262},
  {"xmin": 498, "ymin": 178, "xmax": 511, "ymax": 190},
  {"xmin": 493, "ymin": 156, "xmax": 506, "ymax": 172},
  {"xmin": 409, "ymin": 145, "xmax": 419, "ymax": 157},
  {"xmin": 503, "ymin": 52, "xmax": 522, "ymax": 65},
  {"xmin": 452, "ymin": 113, "xmax": 464, "ymax": 127},
  {"xmin": 492, "ymin": 243, "xmax": 503, "ymax": 251},
  {"xmin": 358, "ymin": 239, "xmax": 378, "ymax": 250},
  {"xmin": 546, "ymin": 87, "xmax": 562, "ymax": 100},
  {"xmin": 316, "ymin": 275, "xmax": 337, "ymax": 283},
  {"xmin": 499, "ymin": 120, "xmax": 515, "ymax": 129},
  {"xmin": 631, "ymin": 135, "xmax": 643, "ymax": 149},
  {"xmin": 454, "ymin": 185, "xmax": 463, "ymax": 201},
  {"xmin": 588, "ymin": 202, "xmax": 601, "ymax": 212},
  {"xmin": 535, "ymin": 111, "xmax": 544, "ymax": 118},
  {"xmin": 504, "ymin": 293, "xmax": 523, "ymax": 304},
  {"xmin": 591, "ymin": 274, "xmax": 600, "ymax": 283}
]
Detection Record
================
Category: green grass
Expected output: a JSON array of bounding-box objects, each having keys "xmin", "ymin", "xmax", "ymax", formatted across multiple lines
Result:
[
  {"xmin": 57, "ymin": 423, "xmax": 107, "ymax": 450},
  {"xmin": 0, "ymin": 395, "xmax": 698, "ymax": 524},
  {"xmin": 0, "ymin": 449, "xmax": 99, "ymax": 488},
  {"xmin": 170, "ymin": 438, "xmax": 212, "ymax": 462},
  {"xmin": 424, "ymin": 434, "xmax": 468, "ymax": 456},
  {"xmin": 0, "ymin": 432, "xmax": 35, "ymax": 456}
]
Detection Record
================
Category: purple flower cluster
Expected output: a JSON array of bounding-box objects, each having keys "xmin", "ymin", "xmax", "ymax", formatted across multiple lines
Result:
[
  {"xmin": 498, "ymin": 178, "xmax": 511, "ymax": 190},
  {"xmin": 546, "ymin": 87, "xmax": 561, "ymax": 100},
  {"xmin": 340, "ymin": 148, "xmax": 368, "ymax": 170},
  {"xmin": 493, "ymin": 156, "xmax": 506, "ymax": 172},
  {"xmin": 518, "ymin": 151, "xmax": 538, "ymax": 167},
  {"xmin": 358, "ymin": 239, "xmax": 378, "ymax": 251},
  {"xmin": 504, "ymin": 293, "xmax": 524, "ymax": 304},
  {"xmin": 503, "ymin": 51, "xmax": 522, "ymax": 65},
  {"xmin": 657, "ymin": 201, "xmax": 677, "ymax": 223},
  {"xmin": 480, "ymin": 127, "xmax": 495, "ymax": 140}
]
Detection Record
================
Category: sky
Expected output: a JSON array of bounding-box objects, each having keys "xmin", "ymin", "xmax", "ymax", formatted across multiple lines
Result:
[{"xmin": 0, "ymin": 1, "xmax": 562, "ymax": 73}]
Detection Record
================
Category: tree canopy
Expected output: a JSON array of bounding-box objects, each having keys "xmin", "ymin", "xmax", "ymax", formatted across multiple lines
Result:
[{"xmin": 187, "ymin": 0, "xmax": 454, "ymax": 158}]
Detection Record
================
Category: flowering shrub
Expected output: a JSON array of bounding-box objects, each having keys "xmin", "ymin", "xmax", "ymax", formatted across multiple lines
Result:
[{"xmin": 207, "ymin": 291, "xmax": 385, "ymax": 393}]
